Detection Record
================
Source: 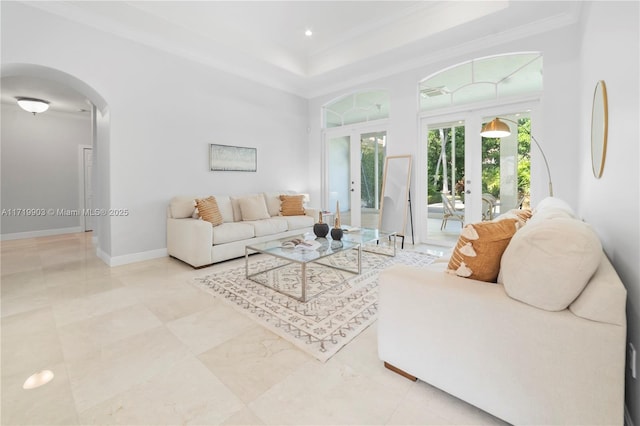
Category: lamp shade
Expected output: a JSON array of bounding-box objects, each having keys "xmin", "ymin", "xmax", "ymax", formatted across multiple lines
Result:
[
  {"xmin": 16, "ymin": 97, "xmax": 50, "ymax": 114},
  {"xmin": 480, "ymin": 118, "xmax": 511, "ymax": 138}
]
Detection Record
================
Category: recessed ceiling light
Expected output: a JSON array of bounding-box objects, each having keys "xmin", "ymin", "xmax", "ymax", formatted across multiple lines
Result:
[
  {"xmin": 304, "ymin": 29, "xmax": 313, "ymax": 37},
  {"xmin": 23, "ymin": 370, "xmax": 54, "ymax": 389}
]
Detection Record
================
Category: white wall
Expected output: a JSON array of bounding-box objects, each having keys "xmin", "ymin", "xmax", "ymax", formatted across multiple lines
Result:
[
  {"xmin": 0, "ymin": 104, "xmax": 91, "ymax": 237},
  {"xmin": 1, "ymin": 2, "xmax": 309, "ymax": 262},
  {"xmin": 307, "ymin": 24, "xmax": 582, "ymax": 228},
  {"xmin": 577, "ymin": 2, "xmax": 640, "ymax": 423}
]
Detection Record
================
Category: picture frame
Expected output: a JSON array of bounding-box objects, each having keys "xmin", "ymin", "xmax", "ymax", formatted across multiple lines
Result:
[{"xmin": 209, "ymin": 144, "xmax": 257, "ymax": 172}]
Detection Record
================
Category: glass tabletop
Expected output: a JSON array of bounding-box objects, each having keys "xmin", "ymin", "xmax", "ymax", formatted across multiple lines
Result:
[
  {"xmin": 340, "ymin": 227, "xmax": 396, "ymax": 244},
  {"xmin": 246, "ymin": 233, "xmax": 360, "ymax": 263}
]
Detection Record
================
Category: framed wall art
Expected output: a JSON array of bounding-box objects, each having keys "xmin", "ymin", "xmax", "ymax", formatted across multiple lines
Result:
[{"xmin": 209, "ymin": 144, "xmax": 257, "ymax": 172}]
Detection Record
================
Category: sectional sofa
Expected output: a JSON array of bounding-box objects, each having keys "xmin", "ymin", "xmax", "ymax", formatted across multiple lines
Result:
[
  {"xmin": 378, "ymin": 197, "xmax": 627, "ymax": 425},
  {"xmin": 167, "ymin": 192, "xmax": 316, "ymax": 267}
]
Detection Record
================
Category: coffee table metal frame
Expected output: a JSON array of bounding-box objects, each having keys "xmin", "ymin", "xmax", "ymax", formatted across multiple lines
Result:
[
  {"xmin": 342, "ymin": 228, "xmax": 398, "ymax": 257},
  {"xmin": 245, "ymin": 236, "xmax": 362, "ymax": 303}
]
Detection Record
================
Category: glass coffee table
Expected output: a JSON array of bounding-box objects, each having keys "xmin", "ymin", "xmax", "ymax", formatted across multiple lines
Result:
[
  {"xmin": 341, "ymin": 228, "xmax": 397, "ymax": 257},
  {"xmin": 245, "ymin": 234, "xmax": 362, "ymax": 302}
]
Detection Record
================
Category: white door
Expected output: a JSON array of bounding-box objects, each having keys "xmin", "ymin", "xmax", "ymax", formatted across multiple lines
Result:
[
  {"xmin": 324, "ymin": 126, "xmax": 387, "ymax": 228},
  {"xmin": 83, "ymin": 147, "xmax": 94, "ymax": 231},
  {"xmin": 419, "ymin": 104, "xmax": 536, "ymax": 245}
]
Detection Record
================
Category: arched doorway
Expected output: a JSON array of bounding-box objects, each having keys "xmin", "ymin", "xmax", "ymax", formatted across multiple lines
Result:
[{"xmin": 1, "ymin": 63, "xmax": 111, "ymax": 257}]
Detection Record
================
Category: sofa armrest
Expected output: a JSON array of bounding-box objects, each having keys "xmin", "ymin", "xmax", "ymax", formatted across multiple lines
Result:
[
  {"xmin": 305, "ymin": 208, "xmax": 318, "ymax": 222},
  {"xmin": 167, "ymin": 218, "xmax": 213, "ymax": 267}
]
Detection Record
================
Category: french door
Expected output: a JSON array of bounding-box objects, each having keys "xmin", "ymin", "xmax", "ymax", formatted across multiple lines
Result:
[
  {"xmin": 323, "ymin": 125, "xmax": 387, "ymax": 228},
  {"xmin": 419, "ymin": 103, "xmax": 536, "ymax": 245}
]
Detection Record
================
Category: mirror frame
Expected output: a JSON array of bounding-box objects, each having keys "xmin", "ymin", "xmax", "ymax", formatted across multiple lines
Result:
[
  {"xmin": 591, "ymin": 80, "xmax": 609, "ymax": 178},
  {"xmin": 378, "ymin": 155, "xmax": 412, "ymax": 236}
]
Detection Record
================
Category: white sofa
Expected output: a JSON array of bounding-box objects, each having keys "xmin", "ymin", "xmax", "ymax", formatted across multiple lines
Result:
[
  {"xmin": 167, "ymin": 192, "xmax": 316, "ymax": 267},
  {"xmin": 378, "ymin": 197, "xmax": 627, "ymax": 425}
]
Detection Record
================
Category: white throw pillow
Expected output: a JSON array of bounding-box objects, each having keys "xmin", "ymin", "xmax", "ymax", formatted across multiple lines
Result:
[
  {"xmin": 239, "ymin": 195, "xmax": 271, "ymax": 221},
  {"xmin": 263, "ymin": 192, "xmax": 283, "ymax": 217},
  {"xmin": 501, "ymin": 217, "xmax": 602, "ymax": 311},
  {"xmin": 527, "ymin": 207, "xmax": 574, "ymax": 226},
  {"xmin": 170, "ymin": 196, "xmax": 198, "ymax": 219},
  {"xmin": 533, "ymin": 196, "xmax": 575, "ymax": 217}
]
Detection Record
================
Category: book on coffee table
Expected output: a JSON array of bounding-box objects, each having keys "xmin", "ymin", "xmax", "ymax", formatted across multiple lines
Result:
[{"xmin": 281, "ymin": 238, "xmax": 322, "ymax": 250}]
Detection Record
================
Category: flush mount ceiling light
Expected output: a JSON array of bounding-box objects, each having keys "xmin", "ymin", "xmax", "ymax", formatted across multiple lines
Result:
[
  {"xmin": 16, "ymin": 97, "xmax": 50, "ymax": 115},
  {"xmin": 304, "ymin": 29, "xmax": 313, "ymax": 37}
]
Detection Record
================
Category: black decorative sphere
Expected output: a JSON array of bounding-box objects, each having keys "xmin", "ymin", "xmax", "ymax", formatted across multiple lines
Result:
[
  {"xmin": 330, "ymin": 227, "xmax": 343, "ymax": 241},
  {"xmin": 313, "ymin": 222, "xmax": 329, "ymax": 238}
]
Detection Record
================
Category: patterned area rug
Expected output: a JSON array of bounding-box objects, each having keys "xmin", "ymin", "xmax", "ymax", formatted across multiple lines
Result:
[{"xmin": 192, "ymin": 249, "xmax": 438, "ymax": 362}]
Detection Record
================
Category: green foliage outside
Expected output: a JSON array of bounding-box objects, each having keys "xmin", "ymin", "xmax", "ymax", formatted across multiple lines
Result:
[
  {"xmin": 426, "ymin": 118, "xmax": 531, "ymax": 205},
  {"xmin": 360, "ymin": 135, "xmax": 386, "ymax": 208}
]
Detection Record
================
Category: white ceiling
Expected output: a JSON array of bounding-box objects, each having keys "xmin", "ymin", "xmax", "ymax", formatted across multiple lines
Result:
[{"xmin": 1, "ymin": 1, "xmax": 582, "ymax": 114}]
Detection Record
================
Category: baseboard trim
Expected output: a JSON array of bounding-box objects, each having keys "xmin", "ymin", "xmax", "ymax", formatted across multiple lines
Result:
[
  {"xmin": 0, "ymin": 226, "xmax": 82, "ymax": 241},
  {"xmin": 625, "ymin": 404, "xmax": 635, "ymax": 426},
  {"xmin": 97, "ymin": 248, "xmax": 168, "ymax": 267}
]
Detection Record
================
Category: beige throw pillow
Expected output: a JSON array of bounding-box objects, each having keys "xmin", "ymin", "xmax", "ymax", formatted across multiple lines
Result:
[
  {"xmin": 447, "ymin": 218, "xmax": 519, "ymax": 282},
  {"xmin": 239, "ymin": 195, "xmax": 271, "ymax": 221},
  {"xmin": 195, "ymin": 196, "xmax": 223, "ymax": 226},
  {"xmin": 501, "ymin": 217, "xmax": 602, "ymax": 311},
  {"xmin": 280, "ymin": 195, "xmax": 305, "ymax": 216}
]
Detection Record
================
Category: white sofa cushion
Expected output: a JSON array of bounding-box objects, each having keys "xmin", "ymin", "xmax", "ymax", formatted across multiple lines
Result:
[
  {"xmin": 170, "ymin": 196, "xmax": 198, "ymax": 219},
  {"xmin": 501, "ymin": 217, "xmax": 602, "ymax": 311},
  {"xmin": 263, "ymin": 192, "xmax": 283, "ymax": 217},
  {"xmin": 230, "ymin": 194, "xmax": 258, "ymax": 222},
  {"xmin": 533, "ymin": 196, "xmax": 576, "ymax": 217},
  {"xmin": 526, "ymin": 196, "xmax": 576, "ymax": 226},
  {"xmin": 212, "ymin": 222, "xmax": 255, "ymax": 245},
  {"xmin": 239, "ymin": 194, "xmax": 270, "ymax": 221},
  {"xmin": 247, "ymin": 218, "xmax": 288, "ymax": 237},
  {"xmin": 281, "ymin": 215, "xmax": 314, "ymax": 230},
  {"xmin": 570, "ymin": 255, "xmax": 627, "ymax": 326},
  {"xmin": 213, "ymin": 195, "xmax": 234, "ymax": 223}
]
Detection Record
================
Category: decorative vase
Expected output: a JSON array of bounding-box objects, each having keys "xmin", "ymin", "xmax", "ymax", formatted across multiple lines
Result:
[
  {"xmin": 331, "ymin": 206, "xmax": 343, "ymax": 240},
  {"xmin": 313, "ymin": 211, "xmax": 329, "ymax": 238}
]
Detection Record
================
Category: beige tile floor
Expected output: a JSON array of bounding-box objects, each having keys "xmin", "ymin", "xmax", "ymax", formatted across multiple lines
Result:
[{"xmin": 1, "ymin": 232, "xmax": 508, "ymax": 425}]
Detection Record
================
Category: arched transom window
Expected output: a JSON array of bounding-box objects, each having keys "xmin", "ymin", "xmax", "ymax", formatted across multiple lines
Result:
[
  {"xmin": 419, "ymin": 52, "xmax": 543, "ymax": 111},
  {"xmin": 323, "ymin": 89, "xmax": 390, "ymax": 128}
]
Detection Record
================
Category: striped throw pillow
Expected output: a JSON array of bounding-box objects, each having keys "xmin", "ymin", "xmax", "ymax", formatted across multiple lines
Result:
[
  {"xmin": 279, "ymin": 195, "xmax": 305, "ymax": 216},
  {"xmin": 195, "ymin": 196, "xmax": 223, "ymax": 226}
]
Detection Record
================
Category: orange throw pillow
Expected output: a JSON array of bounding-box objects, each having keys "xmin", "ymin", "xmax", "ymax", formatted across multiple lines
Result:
[
  {"xmin": 195, "ymin": 196, "xmax": 223, "ymax": 226},
  {"xmin": 447, "ymin": 218, "xmax": 519, "ymax": 282},
  {"xmin": 279, "ymin": 195, "xmax": 305, "ymax": 216}
]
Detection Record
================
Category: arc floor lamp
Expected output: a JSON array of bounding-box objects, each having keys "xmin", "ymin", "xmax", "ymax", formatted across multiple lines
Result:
[{"xmin": 480, "ymin": 117, "xmax": 553, "ymax": 196}]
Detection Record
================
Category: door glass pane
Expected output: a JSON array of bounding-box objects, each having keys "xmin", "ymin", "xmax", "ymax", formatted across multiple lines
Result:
[
  {"xmin": 360, "ymin": 131, "xmax": 386, "ymax": 228},
  {"xmin": 426, "ymin": 122, "xmax": 465, "ymax": 244},
  {"xmin": 328, "ymin": 135, "xmax": 351, "ymax": 226},
  {"xmin": 481, "ymin": 113, "xmax": 531, "ymax": 219}
]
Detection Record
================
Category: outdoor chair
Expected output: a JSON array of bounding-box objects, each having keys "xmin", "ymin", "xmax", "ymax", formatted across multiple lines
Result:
[
  {"xmin": 441, "ymin": 193, "xmax": 465, "ymax": 230},
  {"xmin": 482, "ymin": 193, "xmax": 497, "ymax": 220}
]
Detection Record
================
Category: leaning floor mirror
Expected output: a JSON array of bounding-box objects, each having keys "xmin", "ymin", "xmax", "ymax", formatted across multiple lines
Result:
[{"xmin": 378, "ymin": 155, "xmax": 413, "ymax": 244}]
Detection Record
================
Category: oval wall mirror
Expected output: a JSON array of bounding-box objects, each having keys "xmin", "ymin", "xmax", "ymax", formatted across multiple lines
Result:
[{"xmin": 591, "ymin": 80, "xmax": 609, "ymax": 178}]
